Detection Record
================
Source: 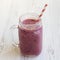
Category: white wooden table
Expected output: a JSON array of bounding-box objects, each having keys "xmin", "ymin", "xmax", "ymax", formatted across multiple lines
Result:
[{"xmin": 0, "ymin": 0, "xmax": 60, "ymax": 60}]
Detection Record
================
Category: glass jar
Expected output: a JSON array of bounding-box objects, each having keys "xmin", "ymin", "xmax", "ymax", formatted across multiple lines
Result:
[{"xmin": 18, "ymin": 13, "xmax": 43, "ymax": 56}]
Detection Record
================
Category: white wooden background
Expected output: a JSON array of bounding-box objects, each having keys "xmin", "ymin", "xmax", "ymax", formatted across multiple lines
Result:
[{"xmin": 0, "ymin": 0, "xmax": 60, "ymax": 60}]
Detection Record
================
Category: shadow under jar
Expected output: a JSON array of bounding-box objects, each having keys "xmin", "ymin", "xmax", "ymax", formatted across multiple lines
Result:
[{"xmin": 18, "ymin": 13, "xmax": 43, "ymax": 56}]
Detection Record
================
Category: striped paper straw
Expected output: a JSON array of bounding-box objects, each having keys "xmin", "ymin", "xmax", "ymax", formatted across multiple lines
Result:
[{"xmin": 39, "ymin": 4, "xmax": 48, "ymax": 17}]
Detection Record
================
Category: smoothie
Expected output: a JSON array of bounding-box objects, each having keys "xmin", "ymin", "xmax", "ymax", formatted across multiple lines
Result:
[{"xmin": 18, "ymin": 19, "xmax": 42, "ymax": 55}]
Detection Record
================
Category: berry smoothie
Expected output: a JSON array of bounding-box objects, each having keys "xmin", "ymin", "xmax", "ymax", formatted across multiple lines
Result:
[{"xmin": 18, "ymin": 19, "xmax": 42, "ymax": 56}]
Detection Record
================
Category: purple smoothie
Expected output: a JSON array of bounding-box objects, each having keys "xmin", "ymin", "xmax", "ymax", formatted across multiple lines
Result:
[{"xmin": 18, "ymin": 19, "xmax": 42, "ymax": 56}]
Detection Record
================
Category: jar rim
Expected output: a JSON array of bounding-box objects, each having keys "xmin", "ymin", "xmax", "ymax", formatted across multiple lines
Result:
[{"xmin": 19, "ymin": 13, "xmax": 42, "ymax": 29}]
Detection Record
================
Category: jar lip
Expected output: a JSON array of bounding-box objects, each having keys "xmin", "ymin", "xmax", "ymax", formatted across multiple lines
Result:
[
  {"xmin": 19, "ymin": 12, "xmax": 39, "ymax": 19},
  {"xmin": 19, "ymin": 13, "xmax": 42, "ymax": 27}
]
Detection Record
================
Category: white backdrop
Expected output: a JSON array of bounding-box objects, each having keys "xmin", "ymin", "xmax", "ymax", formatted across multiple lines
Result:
[{"xmin": 0, "ymin": 0, "xmax": 60, "ymax": 60}]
